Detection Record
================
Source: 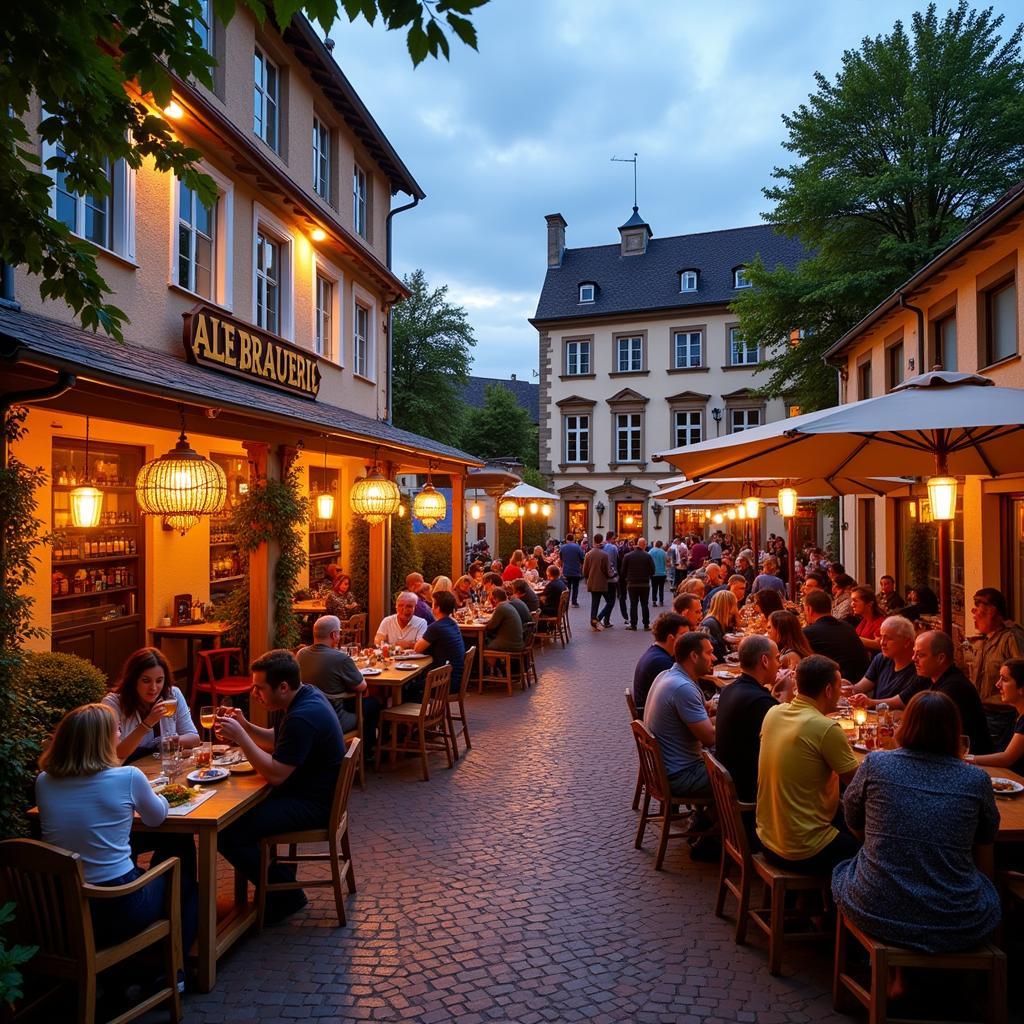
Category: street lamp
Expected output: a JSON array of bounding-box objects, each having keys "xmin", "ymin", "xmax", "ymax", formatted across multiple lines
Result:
[
  {"xmin": 595, "ymin": 500, "xmax": 606, "ymax": 528},
  {"xmin": 777, "ymin": 485, "xmax": 798, "ymax": 600},
  {"xmin": 927, "ymin": 476, "xmax": 957, "ymax": 521},
  {"xmin": 651, "ymin": 500, "xmax": 664, "ymax": 530}
]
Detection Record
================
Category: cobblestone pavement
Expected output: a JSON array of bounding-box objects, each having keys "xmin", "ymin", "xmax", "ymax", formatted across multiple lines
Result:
[{"xmin": 183, "ymin": 604, "xmax": 854, "ymax": 1023}]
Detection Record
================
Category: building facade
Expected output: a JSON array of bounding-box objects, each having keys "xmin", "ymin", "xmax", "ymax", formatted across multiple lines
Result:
[
  {"xmin": 826, "ymin": 181, "xmax": 1024, "ymax": 643},
  {"xmin": 532, "ymin": 210, "xmax": 805, "ymax": 543}
]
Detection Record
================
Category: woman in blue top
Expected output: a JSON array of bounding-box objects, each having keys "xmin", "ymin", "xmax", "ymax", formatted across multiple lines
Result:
[{"xmin": 649, "ymin": 541, "xmax": 668, "ymax": 607}]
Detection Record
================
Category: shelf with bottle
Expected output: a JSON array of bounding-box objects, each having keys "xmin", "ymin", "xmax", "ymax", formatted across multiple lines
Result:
[
  {"xmin": 209, "ymin": 574, "xmax": 245, "ymax": 585},
  {"xmin": 51, "ymin": 563, "xmax": 137, "ymax": 598},
  {"xmin": 209, "ymin": 549, "xmax": 242, "ymax": 580},
  {"xmin": 52, "ymin": 532, "xmax": 139, "ymax": 561}
]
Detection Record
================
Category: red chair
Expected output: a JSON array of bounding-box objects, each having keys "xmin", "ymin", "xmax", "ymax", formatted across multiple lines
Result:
[{"xmin": 191, "ymin": 647, "xmax": 252, "ymax": 713}]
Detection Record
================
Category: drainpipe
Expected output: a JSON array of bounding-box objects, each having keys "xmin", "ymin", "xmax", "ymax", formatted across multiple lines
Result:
[
  {"xmin": 385, "ymin": 193, "xmax": 421, "ymax": 425},
  {"xmin": 899, "ymin": 293, "xmax": 927, "ymax": 373}
]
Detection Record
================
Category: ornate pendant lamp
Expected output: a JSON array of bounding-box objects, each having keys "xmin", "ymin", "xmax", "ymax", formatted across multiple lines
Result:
[
  {"xmin": 470, "ymin": 490, "xmax": 482, "ymax": 520},
  {"xmin": 135, "ymin": 409, "xmax": 226, "ymax": 533},
  {"xmin": 350, "ymin": 464, "xmax": 401, "ymax": 525},
  {"xmin": 70, "ymin": 415, "xmax": 103, "ymax": 528},
  {"xmin": 163, "ymin": 513, "xmax": 201, "ymax": 536},
  {"xmin": 540, "ymin": 503, "xmax": 551, "ymax": 518},
  {"xmin": 316, "ymin": 445, "xmax": 335, "ymax": 521},
  {"xmin": 498, "ymin": 498, "xmax": 519, "ymax": 525},
  {"xmin": 413, "ymin": 464, "xmax": 447, "ymax": 529}
]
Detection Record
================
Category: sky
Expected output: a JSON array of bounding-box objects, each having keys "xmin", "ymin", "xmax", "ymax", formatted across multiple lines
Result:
[{"xmin": 328, "ymin": 0, "xmax": 1021, "ymax": 379}]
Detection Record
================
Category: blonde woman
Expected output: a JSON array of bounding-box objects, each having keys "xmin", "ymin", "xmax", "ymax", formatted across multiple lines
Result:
[
  {"xmin": 35, "ymin": 704, "xmax": 197, "ymax": 960},
  {"xmin": 431, "ymin": 575, "xmax": 454, "ymax": 594},
  {"xmin": 700, "ymin": 590, "xmax": 740, "ymax": 661},
  {"xmin": 453, "ymin": 575, "xmax": 474, "ymax": 608}
]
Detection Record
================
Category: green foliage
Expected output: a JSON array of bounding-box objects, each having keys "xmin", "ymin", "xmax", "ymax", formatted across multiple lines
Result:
[
  {"xmin": 906, "ymin": 523, "xmax": 933, "ymax": 588},
  {"xmin": 220, "ymin": 465, "xmax": 308, "ymax": 655},
  {"xmin": 460, "ymin": 384, "xmax": 538, "ymax": 468},
  {"xmin": 390, "ymin": 507, "xmax": 418, "ymax": 597},
  {"xmin": 414, "ymin": 533, "xmax": 452, "ymax": 583},
  {"xmin": 0, "ymin": 2, "xmax": 486, "ymax": 342},
  {"xmin": 0, "ymin": 692, "xmax": 50, "ymax": 841},
  {"xmin": 497, "ymin": 519, "xmax": 549, "ymax": 562},
  {"xmin": 735, "ymin": 2, "xmax": 1024, "ymax": 411},
  {"xmin": 0, "ymin": 902, "xmax": 37, "ymax": 1007},
  {"xmin": 14, "ymin": 652, "xmax": 106, "ymax": 729},
  {"xmin": 347, "ymin": 518, "xmax": 371, "ymax": 612},
  {"xmin": 390, "ymin": 269, "xmax": 476, "ymax": 446}
]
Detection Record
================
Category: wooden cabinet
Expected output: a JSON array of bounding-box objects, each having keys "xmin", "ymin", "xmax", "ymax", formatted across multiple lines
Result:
[
  {"xmin": 209, "ymin": 454, "xmax": 247, "ymax": 602},
  {"xmin": 308, "ymin": 464, "xmax": 340, "ymax": 586}
]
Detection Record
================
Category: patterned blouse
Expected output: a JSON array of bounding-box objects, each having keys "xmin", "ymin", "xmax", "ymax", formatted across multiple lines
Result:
[
  {"xmin": 325, "ymin": 591, "xmax": 360, "ymax": 621},
  {"xmin": 832, "ymin": 748, "xmax": 1000, "ymax": 952}
]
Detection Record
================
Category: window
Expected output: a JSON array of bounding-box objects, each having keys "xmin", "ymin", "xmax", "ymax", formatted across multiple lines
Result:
[
  {"xmin": 673, "ymin": 330, "xmax": 702, "ymax": 369},
  {"xmin": 934, "ymin": 312, "xmax": 957, "ymax": 371},
  {"xmin": 353, "ymin": 164, "xmax": 368, "ymax": 239},
  {"xmin": 565, "ymin": 415, "xmax": 590, "ymax": 464},
  {"xmin": 314, "ymin": 274, "xmax": 333, "ymax": 358},
  {"xmin": 984, "ymin": 280, "xmax": 1017, "ymax": 366},
  {"xmin": 177, "ymin": 179, "xmax": 214, "ymax": 298},
  {"xmin": 734, "ymin": 267, "xmax": 751, "ymax": 288},
  {"xmin": 253, "ymin": 47, "xmax": 279, "ymax": 151},
  {"xmin": 565, "ymin": 339, "xmax": 591, "ymax": 376},
  {"xmin": 578, "ymin": 283, "xmax": 595, "ymax": 303},
  {"xmin": 858, "ymin": 360, "xmax": 872, "ymax": 400},
  {"xmin": 886, "ymin": 341, "xmax": 904, "ymax": 391},
  {"xmin": 255, "ymin": 230, "xmax": 280, "ymax": 333},
  {"xmin": 674, "ymin": 410, "xmax": 702, "ymax": 447},
  {"xmin": 616, "ymin": 335, "xmax": 643, "ymax": 373},
  {"xmin": 730, "ymin": 408, "xmax": 761, "ymax": 432},
  {"xmin": 615, "ymin": 413, "xmax": 642, "ymax": 463},
  {"xmin": 354, "ymin": 302, "xmax": 370, "ymax": 377},
  {"xmin": 54, "ymin": 147, "xmax": 113, "ymax": 248},
  {"xmin": 680, "ymin": 270, "xmax": 698, "ymax": 292},
  {"xmin": 193, "ymin": 0, "xmax": 213, "ymax": 53},
  {"xmin": 728, "ymin": 327, "xmax": 760, "ymax": 366},
  {"xmin": 312, "ymin": 117, "xmax": 330, "ymax": 201}
]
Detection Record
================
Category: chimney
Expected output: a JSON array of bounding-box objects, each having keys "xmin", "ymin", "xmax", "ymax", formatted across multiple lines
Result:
[
  {"xmin": 510, "ymin": 373, "xmax": 517, "ymax": 380},
  {"xmin": 545, "ymin": 213, "xmax": 567, "ymax": 268}
]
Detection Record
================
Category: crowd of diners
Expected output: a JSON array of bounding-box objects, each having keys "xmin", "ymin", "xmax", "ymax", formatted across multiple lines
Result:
[{"xmin": 628, "ymin": 530, "xmax": 1024, "ymax": 992}]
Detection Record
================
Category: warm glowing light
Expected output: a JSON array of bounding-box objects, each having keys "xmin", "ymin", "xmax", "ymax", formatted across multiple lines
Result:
[
  {"xmin": 624, "ymin": 514, "xmax": 635, "ymax": 526},
  {"xmin": 311, "ymin": 227, "xmax": 327, "ymax": 242},
  {"xmin": 70, "ymin": 485, "xmax": 103, "ymax": 528},
  {"xmin": 350, "ymin": 468, "xmax": 401, "ymax": 524},
  {"xmin": 316, "ymin": 492, "xmax": 335, "ymax": 521},
  {"xmin": 778, "ymin": 486, "xmax": 798, "ymax": 518},
  {"xmin": 136, "ymin": 427, "xmax": 226, "ymax": 520},
  {"xmin": 163, "ymin": 101, "xmax": 184, "ymax": 119},
  {"xmin": 927, "ymin": 476, "xmax": 957, "ymax": 521},
  {"xmin": 528, "ymin": 501, "xmax": 539, "ymax": 515},
  {"xmin": 470, "ymin": 502, "xmax": 481, "ymax": 520},
  {"xmin": 397, "ymin": 503, "xmax": 406, "ymax": 518},
  {"xmin": 413, "ymin": 482, "xmax": 447, "ymax": 529},
  {"xmin": 540, "ymin": 503, "xmax": 551, "ymax": 518},
  {"xmin": 517, "ymin": 505, "xmax": 525, "ymax": 518},
  {"xmin": 854, "ymin": 707, "xmax": 868, "ymax": 727},
  {"xmin": 909, "ymin": 501, "xmax": 917, "ymax": 519},
  {"xmin": 737, "ymin": 504, "xmax": 746, "ymax": 520},
  {"xmin": 712, "ymin": 512, "xmax": 724, "ymax": 525},
  {"xmin": 498, "ymin": 499, "xmax": 519, "ymax": 525},
  {"xmin": 726, "ymin": 508, "xmax": 736, "ymax": 521},
  {"xmin": 744, "ymin": 496, "xmax": 761, "ymax": 518},
  {"xmin": 164, "ymin": 513, "xmax": 200, "ymax": 535}
]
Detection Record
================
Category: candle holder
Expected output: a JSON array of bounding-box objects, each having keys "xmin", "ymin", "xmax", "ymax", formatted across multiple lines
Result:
[{"xmin": 853, "ymin": 707, "xmax": 868, "ymax": 740}]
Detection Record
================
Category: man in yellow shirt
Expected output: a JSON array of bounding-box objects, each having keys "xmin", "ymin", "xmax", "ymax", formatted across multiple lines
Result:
[{"xmin": 756, "ymin": 654, "xmax": 860, "ymax": 874}]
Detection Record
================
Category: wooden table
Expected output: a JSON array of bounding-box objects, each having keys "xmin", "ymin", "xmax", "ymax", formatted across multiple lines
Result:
[
  {"xmin": 457, "ymin": 622, "xmax": 488, "ymax": 689},
  {"xmin": 292, "ymin": 599, "xmax": 327, "ymax": 616},
  {"xmin": 150, "ymin": 621, "xmax": 232, "ymax": 692},
  {"xmin": 360, "ymin": 660, "xmax": 427, "ymax": 707}
]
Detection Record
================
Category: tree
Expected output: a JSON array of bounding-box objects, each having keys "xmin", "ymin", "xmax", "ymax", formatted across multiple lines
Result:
[
  {"xmin": 390, "ymin": 269, "xmax": 476, "ymax": 445},
  {"xmin": 0, "ymin": 0, "xmax": 486, "ymax": 340},
  {"xmin": 736, "ymin": 2, "xmax": 1024, "ymax": 411},
  {"xmin": 460, "ymin": 384, "xmax": 538, "ymax": 468}
]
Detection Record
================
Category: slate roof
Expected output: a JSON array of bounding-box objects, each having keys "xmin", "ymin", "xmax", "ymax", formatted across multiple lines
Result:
[
  {"xmin": 0, "ymin": 306, "xmax": 480, "ymax": 465},
  {"xmin": 532, "ymin": 222, "xmax": 806, "ymax": 323},
  {"xmin": 460, "ymin": 375, "xmax": 540, "ymax": 425}
]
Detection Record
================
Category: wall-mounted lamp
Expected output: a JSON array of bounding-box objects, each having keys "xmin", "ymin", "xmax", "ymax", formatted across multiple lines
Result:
[
  {"xmin": 595, "ymin": 500, "xmax": 606, "ymax": 528},
  {"xmin": 651, "ymin": 500, "xmax": 664, "ymax": 530}
]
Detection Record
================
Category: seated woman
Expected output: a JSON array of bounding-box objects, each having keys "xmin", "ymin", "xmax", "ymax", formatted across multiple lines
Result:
[
  {"xmin": 467, "ymin": 563, "xmax": 485, "ymax": 600},
  {"xmin": 324, "ymin": 569, "xmax": 360, "ymax": 621},
  {"xmin": 431, "ymin": 575, "xmax": 454, "ymax": 595},
  {"xmin": 973, "ymin": 659, "xmax": 1024, "ymax": 773},
  {"xmin": 103, "ymin": 648, "xmax": 200, "ymax": 763},
  {"xmin": 502, "ymin": 550, "xmax": 525, "ymax": 583},
  {"xmin": 833, "ymin": 691, "xmax": 1000, "ymax": 970},
  {"xmin": 754, "ymin": 588, "xmax": 786, "ymax": 619},
  {"xmin": 452, "ymin": 575, "xmax": 474, "ymax": 608},
  {"xmin": 36, "ymin": 704, "xmax": 198, "ymax": 964},
  {"xmin": 767, "ymin": 609, "xmax": 813, "ymax": 671},
  {"xmin": 700, "ymin": 590, "xmax": 740, "ymax": 662},
  {"xmin": 831, "ymin": 573, "xmax": 858, "ymax": 621},
  {"xmin": 851, "ymin": 585, "xmax": 885, "ymax": 651}
]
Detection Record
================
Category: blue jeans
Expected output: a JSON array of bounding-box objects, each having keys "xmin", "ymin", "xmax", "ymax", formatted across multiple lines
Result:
[
  {"xmin": 565, "ymin": 576, "xmax": 581, "ymax": 604},
  {"xmin": 667, "ymin": 761, "xmax": 712, "ymax": 799},
  {"xmin": 601, "ymin": 583, "xmax": 618, "ymax": 624}
]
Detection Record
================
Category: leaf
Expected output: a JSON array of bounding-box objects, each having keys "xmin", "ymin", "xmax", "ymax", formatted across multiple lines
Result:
[
  {"xmin": 445, "ymin": 13, "xmax": 477, "ymax": 49},
  {"xmin": 406, "ymin": 21, "xmax": 429, "ymax": 65}
]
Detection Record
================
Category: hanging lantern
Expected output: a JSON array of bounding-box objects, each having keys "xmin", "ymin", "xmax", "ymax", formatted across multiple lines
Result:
[
  {"xmin": 350, "ymin": 466, "xmax": 401, "ymax": 525},
  {"xmin": 528, "ymin": 501, "xmax": 539, "ymax": 515},
  {"xmin": 744, "ymin": 496, "xmax": 761, "ymax": 518},
  {"xmin": 778, "ymin": 486, "xmax": 798, "ymax": 518},
  {"xmin": 737, "ymin": 504, "xmax": 747, "ymax": 520},
  {"xmin": 498, "ymin": 498, "xmax": 519, "ymax": 525},
  {"xmin": 470, "ymin": 502, "xmax": 481, "ymax": 520},
  {"xmin": 163, "ymin": 513, "xmax": 200, "ymax": 535},
  {"xmin": 927, "ymin": 476, "xmax": 957, "ymax": 521},
  {"xmin": 712, "ymin": 512, "xmax": 724, "ymax": 525},
  {"xmin": 70, "ymin": 416, "xmax": 104, "ymax": 528},
  {"xmin": 316, "ymin": 443, "xmax": 335, "ymax": 521},
  {"xmin": 398, "ymin": 502, "xmax": 406, "ymax": 518},
  {"xmin": 517, "ymin": 505, "xmax": 525, "ymax": 518},
  {"xmin": 726, "ymin": 508, "xmax": 736, "ymax": 521},
  {"xmin": 413, "ymin": 481, "xmax": 447, "ymax": 529},
  {"xmin": 540, "ymin": 503, "xmax": 551, "ymax": 518},
  {"xmin": 136, "ymin": 411, "xmax": 226, "ymax": 521}
]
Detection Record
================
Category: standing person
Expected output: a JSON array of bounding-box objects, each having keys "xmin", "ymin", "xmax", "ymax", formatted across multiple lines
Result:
[
  {"xmin": 603, "ymin": 531, "xmax": 621, "ymax": 628},
  {"xmin": 707, "ymin": 534, "xmax": 723, "ymax": 563},
  {"xmin": 671, "ymin": 536, "xmax": 689, "ymax": 589},
  {"xmin": 583, "ymin": 533, "xmax": 612, "ymax": 631},
  {"xmin": 688, "ymin": 535, "xmax": 709, "ymax": 571},
  {"xmin": 622, "ymin": 537, "xmax": 656, "ymax": 631},
  {"xmin": 216, "ymin": 650, "xmax": 345, "ymax": 924},
  {"xmin": 649, "ymin": 540, "xmax": 668, "ymax": 607},
  {"xmin": 751, "ymin": 557, "xmax": 786, "ymax": 596},
  {"xmin": 632, "ymin": 612, "xmax": 691, "ymax": 711},
  {"xmin": 559, "ymin": 534, "xmax": 585, "ymax": 608},
  {"xmin": 736, "ymin": 552, "xmax": 756, "ymax": 593},
  {"xmin": 969, "ymin": 587, "xmax": 1024, "ymax": 746}
]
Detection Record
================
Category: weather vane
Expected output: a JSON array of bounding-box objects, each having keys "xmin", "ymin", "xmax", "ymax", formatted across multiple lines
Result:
[{"xmin": 611, "ymin": 152, "xmax": 638, "ymax": 209}]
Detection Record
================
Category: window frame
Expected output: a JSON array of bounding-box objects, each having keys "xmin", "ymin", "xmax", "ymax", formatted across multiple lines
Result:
[
  {"xmin": 983, "ymin": 277, "xmax": 1018, "ymax": 368},
  {"xmin": 563, "ymin": 413, "xmax": 591, "ymax": 465},
  {"xmin": 932, "ymin": 310, "xmax": 958, "ymax": 372},
  {"xmin": 353, "ymin": 163, "xmax": 369, "ymax": 239},
  {"xmin": 253, "ymin": 46, "xmax": 280, "ymax": 152},
  {"xmin": 312, "ymin": 254, "xmax": 342, "ymax": 364},
  {"xmin": 680, "ymin": 269, "xmax": 698, "ymax": 293},
  {"xmin": 612, "ymin": 332, "xmax": 646, "ymax": 374},
  {"xmin": 885, "ymin": 336, "xmax": 905, "ymax": 392},
  {"xmin": 727, "ymin": 325, "xmax": 760, "ymax": 367},
  {"xmin": 251, "ymin": 203, "xmax": 293, "ymax": 339},
  {"xmin": 672, "ymin": 328, "xmax": 704, "ymax": 370},
  {"xmin": 170, "ymin": 163, "xmax": 233, "ymax": 307},
  {"xmin": 578, "ymin": 282, "xmax": 595, "ymax": 304},
  {"xmin": 856, "ymin": 356, "xmax": 872, "ymax": 401},
  {"xmin": 193, "ymin": 0, "xmax": 214, "ymax": 54},
  {"xmin": 564, "ymin": 337, "xmax": 592, "ymax": 377},
  {"xmin": 351, "ymin": 282, "xmax": 378, "ymax": 382},
  {"xmin": 733, "ymin": 267, "xmax": 751, "ymax": 289},
  {"xmin": 729, "ymin": 407, "xmax": 761, "ymax": 433},
  {"xmin": 614, "ymin": 412, "xmax": 643, "ymax": 464},
  {"xmin": 312, "ymin": 115, "xmax": 331, "ymax": 203},
  {"xmin": 673, "ymin": 409, "xmax": 703, "ymax": 448}
]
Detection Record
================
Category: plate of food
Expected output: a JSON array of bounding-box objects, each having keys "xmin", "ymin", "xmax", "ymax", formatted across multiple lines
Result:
[
  {"xmin": 187, "ymin": 766, "xmax": 230, "ymax": 784},
  {"xmin": 360, "ymin": 667, "xmax": 383, "ymax": 676},
  {"xmin": 393, "ymin": 662, "xmax": 419, "ymax": 670},
  {"xmin": 991, "ymin": 777, "xmax": 1024, "ymax": 796},
  {"xmin": 213, "ymin": 750, "xmax": 243, "ymax": 767},
  {"xmin": 229, "ymin": 760, "xmax": 255, "ymax": 774},
  {"xmin": 160, "ymin": 783, "xmax": 201, "ymax": 807},
  {"xmin": 401, "ymin": 652, "xmax": 429, "ymax": 659},
  {"xmin": 713, "ymin": 668, "xmax": 736, "ymax": 679}
]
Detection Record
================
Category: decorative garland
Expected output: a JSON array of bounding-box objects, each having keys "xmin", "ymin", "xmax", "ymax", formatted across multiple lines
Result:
[{"xmin": 219, "ymin": 463, "xmax": 308, "ymax": 654}]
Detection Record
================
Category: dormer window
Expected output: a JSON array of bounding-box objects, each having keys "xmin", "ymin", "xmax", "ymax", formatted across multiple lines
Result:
[
  {"xmin": 578, "ymin": 282, "xmax": 596, "ymax": 304},
  {"xmin": 734, "ymin": 267, "xmax": 751, "ymax": 289},
  {"xmin": 680, "ymin": 270, "xmax": 698, "ymax": 292}
]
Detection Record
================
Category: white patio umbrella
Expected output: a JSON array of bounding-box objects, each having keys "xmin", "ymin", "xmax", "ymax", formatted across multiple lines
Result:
[
  {"xmin": 499, "ymin": 482, "xmax": 559, "ymax": 550},
  {"xmin": 653, "ymin": 371, "xmax": 1024, "ymax": 632}
]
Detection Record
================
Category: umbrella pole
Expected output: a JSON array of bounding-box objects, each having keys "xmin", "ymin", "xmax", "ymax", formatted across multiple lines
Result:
[
  {"xmin": 935, "ymin": 447, "xmax": 952, "ymax": 637},
  {"xmin": 787, "ymin": 515, "xmax": 796, "ymax": 603}
]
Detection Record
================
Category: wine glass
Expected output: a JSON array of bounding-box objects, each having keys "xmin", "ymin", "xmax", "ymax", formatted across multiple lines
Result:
[{"xmin": 960, "ymin": 734, "xmax": 971, "ymax": 759}]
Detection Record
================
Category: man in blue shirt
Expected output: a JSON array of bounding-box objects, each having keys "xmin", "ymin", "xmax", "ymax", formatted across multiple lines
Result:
[
  {"xmin": 410, "ymin": 590, "xmax": 466, "ymax": 700},
  {"xmin": 632, "ymin": 612, "xmax": 689, "ymax": 711},
  {"xmin": 559, "ymin": 534, "xmax": 585, "ymax": 607}
]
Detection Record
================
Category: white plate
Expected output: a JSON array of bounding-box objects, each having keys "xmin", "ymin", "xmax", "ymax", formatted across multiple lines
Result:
[
  {"xmin": 393, "ymin": 662, "xmax": 419, "ymax": 670},
  {"xmin": 713, "ymin": 669, "xmax": 735, "ymax": 679},
  {"xmin": 991, "ymin": 777, "xmax": 1024, "ymax": 796},
  {"xmin": 360, "ymin": 667, "xmax": 383, "ymax": 676},
  {"xmin": 401, "ymin": 652, "xmax": 428, "ymax": 659},
  {"xmin": 187, "ymin": 767, "xmax": 229, "ymax": 784}
]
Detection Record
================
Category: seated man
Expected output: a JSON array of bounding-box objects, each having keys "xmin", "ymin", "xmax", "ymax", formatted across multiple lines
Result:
[
  {"xmin": 727, "ymin": 574, "xmax": 747, "ymax": 608},
  {"xmin": 802, "ymin": 588, "xmax": 869, "ymax": 683},
  {"xmin": 217, "ymin": 649, "xmax": 345, "ymax": 923},
  {"xmin": 409, "ymin": 590, "xmax": 466, "ymax": 701},
  {"xmin": 849, "ymin": 615, "xmax": 928, "ymax": 706},
  {"xmin": 751, "ymin": 557, "xmax": 786, "ymax": 596},
  {"xmin": 756, "ymin": 654, "xmax": 860, "ymax": 874},
  {"xmin": 643, "ymin": 632, "xmax": 716, "ymax": 800},
  {"xmin": 632, "ymin": 612, "xmax": 689, "ymax": 712},
  {"xmin": 970, "ymin": 587, "xmax": 1024, "ymax": 743},
  {"xmin": 297, "ymin": 615, "xmax": 381, "ymax": 756},
  {"xmin": 506, "ymin": 588, "xmax": 535, "ymax": 642},
  {"xmin": 374, "ymin": 591, "xmax": 428, "ymax": 649},
  {"xmin": 483, "ymin": 587, "xmax": 524, "ymax": 652},
  {"xmin": 700, "ymin": 563, "xmax": 726, "ymax": 611},
  {"xmin": 672, "ymin": 592, "xmax": 704, "ymax": 631},
  {"xmin": 876, "ymin": 573, "xmax": 905, "ymax": 614},
  {"xmin": 511, "ymin": 577, "xmax": 541, "ymax": 615},
  {"xmin": 537, "ymin": 565, "xmax": 567, "ymax": 618}
]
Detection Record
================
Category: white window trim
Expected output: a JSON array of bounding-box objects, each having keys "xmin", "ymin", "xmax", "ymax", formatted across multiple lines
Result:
[
  {"xmin": 734, "ymin": 267, "xmax": 751, "ymax": 289},
  {"xmin": 251, "ymin": 202, "xmax": 294, "ymax": 340},
  {"xmin": 615, "ymin": 412, "xmax": 643, "ymax": 464},
  {"xmin": 673, "ymin": 329, "xmax": 703, "ymax": 369},
  {"xmin": 253, "ymin": 46, "xmax": 280, "ymax": 152},
  {"xmin": 312, "ymin": 253, "xmax": 343, "ymax": 365},
  {"xmin": 680, "ymin": 270, "xmax": 698, "ymax": 292},
  {"xmin": 673, "ymin": 409, "xmax": 703, "ymax": 447},
  {"xmin": 729, "ymin": 407, "xmax": 762, "ymax": 433},
  {"xmin": 194, "ymin": 0, "xmax": 214, "ymax": 54},
  {"xmin": 616, "ymin": 335, "xmax": 643, "ymax": 373},
  {"xmin": 564, "ymin": 414, "xmax": 590, "ymax": 464},
  {"xmin": 728, "ymin": 327, "xmax": 761, "ymax": 366},
  {"xmin": 565, "ymin": 338, "xmax": 591, "ymax": 376},
  {"xmin": 578, "ymin": 283, "xmax": 595, "ymax": 304},
  {"xmin": 351, "ymin": 281, "xmax": 378, "ymax": 382},
  {"xmin": 169, "ymin": 162, "xmax": 233, "ymax": 309},
  {"xmin": 353, "ymin": 163, "xmax": 368, "ymax": 240},
  {"xmin": 312, "ymin": 114, "xmax": 331, "ymax": 203}
]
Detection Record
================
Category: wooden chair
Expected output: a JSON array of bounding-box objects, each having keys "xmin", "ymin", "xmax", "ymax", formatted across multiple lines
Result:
[
  {"xmin": 190, "ymin": 647, "xmax": 251, "ymax": 713},
  {"xmin": 703, "ymin": 751, "xmax": 832, "ymax": 975},
  {"xmin": 376, "ymin": 666, "xmax": 454, "ymax": 781},
  {"xmin": 340, "ymin": 613, "xmax": 366, "ymax": 648},
  {"xmin": 537, "ymin": 590, "xmax": 571, "ymax": 648},
  {"xmin": 0, "ymin": 838, "xmax": 182, "ymax": 1024},
  {"xmin": 834, "ymin": 908, "xmax": 1006, "ymax": 1024},
  {"xmin": 257, "ymin": 738, "xmax": 360, "ymax": 932},
  {"xmin": 630, "ymin": 720, "xmax": 716, "ymax": 870},
  {"xmin": 479, "ymin": 648, "xmax": 528, "ymax": 696},
  {"xmin": 626, "ymin": 690, "xmax": 644, "ymax": 811},
  {"xmin": 522, "ymin": 630, "xmax": 539, "ymax": 688},
  {"xmin": 342, "ymin": 693, "xmax": 365, "ymax": 789},
  {"xmin": 447, "ymin": 646, "xmax": 476, "ymax": 758}
]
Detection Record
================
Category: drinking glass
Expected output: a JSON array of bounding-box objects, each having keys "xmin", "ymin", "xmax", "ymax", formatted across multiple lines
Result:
[
  {"xmin": 160, "ymin": 734, "xmax": 180, "ymax": 777},
  {"xmin": 960, "ymin": 734, "xmax": 971, "ymax": 759}
]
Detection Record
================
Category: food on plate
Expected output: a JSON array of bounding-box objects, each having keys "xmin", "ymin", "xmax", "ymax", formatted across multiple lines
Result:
[
  {"xmin": 161, "ymin": 783, "xmax": 198, "ymax": 807},
  {"xmin": 992, "ymin": 778, "xmax": 1019, "ymax": 793}
]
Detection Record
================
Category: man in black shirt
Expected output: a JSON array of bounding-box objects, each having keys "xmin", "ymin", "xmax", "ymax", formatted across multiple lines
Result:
[
  {"xmin": 622, "ymin": 538, "xmax": 656, "ymax": 631},
  {"xmin": 802, "ymin": 589, "xmax": 869, "ymax": 683}
]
